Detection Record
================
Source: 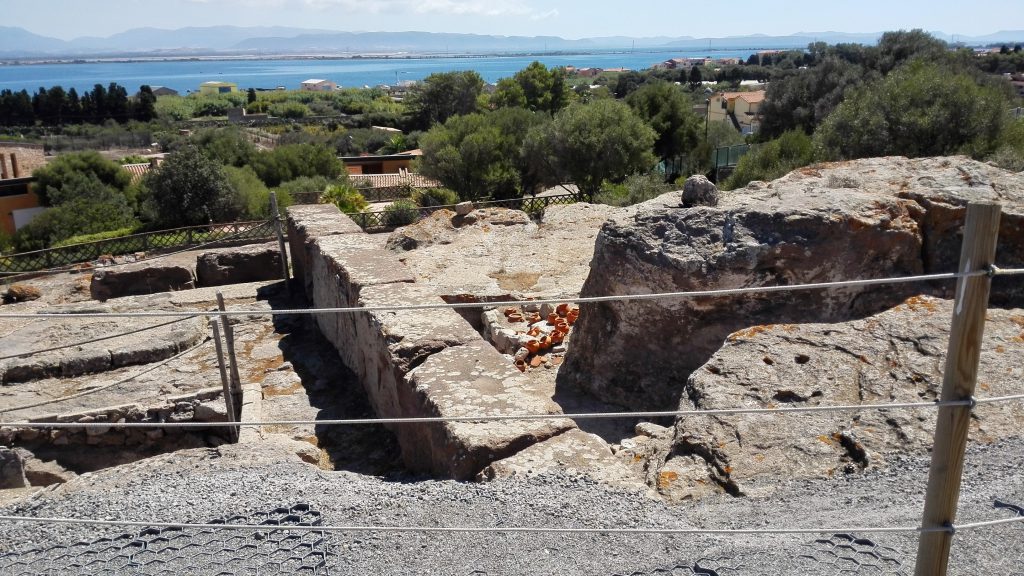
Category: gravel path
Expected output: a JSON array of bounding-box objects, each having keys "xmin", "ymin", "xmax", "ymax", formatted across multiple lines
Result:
[{"xmin": 1, "ymin": 435, "xmax": 1021, "ymax": 575}]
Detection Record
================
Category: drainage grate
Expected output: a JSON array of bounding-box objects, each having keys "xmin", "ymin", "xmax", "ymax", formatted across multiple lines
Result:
[{"xmin": 0, "ymin": 503, "xmax": 334, "ymax": 575}]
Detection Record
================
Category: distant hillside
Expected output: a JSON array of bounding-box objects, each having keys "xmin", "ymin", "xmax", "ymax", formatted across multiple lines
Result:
[{"xmin": 1, "ymin": 26, "xmax": 1022, "ymax": 58}]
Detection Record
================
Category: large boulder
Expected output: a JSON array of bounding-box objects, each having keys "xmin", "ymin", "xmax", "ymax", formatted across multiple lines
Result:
[
  {"xmin": 665, "ymin": 296, "xmax": 1024, "ymax": 497},
  {"xmin": 195, "ymin": 242, "xmax": 283, "ymax": 287},
  {"xmin": 560, "ymin": 157, "xmax": 1024, "ymax": 409},
  {"xmin": 0, "ymin": 446, "xmax": 27, "ymax": 488}
]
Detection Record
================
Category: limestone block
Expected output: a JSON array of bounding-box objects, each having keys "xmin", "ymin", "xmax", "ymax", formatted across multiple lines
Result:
[
  {"xmin": 195, "ymin": 242, "xmax": 283, "ymax": 287},
  {"xmin": 403, "ymin": 341, "xmax": 575, "ymax": 479},
  {"xmin": 351, "ymin": 282, "xmax": 480, "ymax": 421},
  {"xmin": 91, "ymin": 264, "xmax": 195, "ymax": 301},
  {"xmin": 479, "ymin": 429, "xmax": 643, "ymax": 488},
  {"xmin": 286, "ymin": 204, "xmax": 362, "ymax": 297}
]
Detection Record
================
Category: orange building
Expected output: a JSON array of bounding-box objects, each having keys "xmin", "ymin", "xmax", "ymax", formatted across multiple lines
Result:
[{"xmin": 0, "ymin": 177, "xmax": 43, "ymax": 236}]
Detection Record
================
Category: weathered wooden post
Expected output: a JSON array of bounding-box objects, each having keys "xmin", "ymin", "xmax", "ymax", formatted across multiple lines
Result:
[
  {"xmin": 914, "ymin": 202, "xmax": 1002, "ymax": 576},
  {"xmin": 209, "ymin": 319, "xmax": 238, "ymax": 442},
  {"xmin": 215, "ymin": 291, "xmax": 243, "ymax": 404},
  {"xmin": 269, "ymin": 191, "xmax": 291, "ymax": 296}
]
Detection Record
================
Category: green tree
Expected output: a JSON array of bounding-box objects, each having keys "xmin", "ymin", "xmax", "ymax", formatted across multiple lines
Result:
[
  {"xmin": 143, "ymin": 145, "xmax": 240, "ymax": 227},
  {"xmin": 760, "ymin": 57, "xmax": 878, "ymax": 138},
  {"xmin": 814, "ymin": 61, "xmax": 1011, "ymax": 160},
  {"xmin": 419, "ymin": 107, "xmax": 548, "ymax": 200},
  {"xmin": 250, "ymin": 143, "xmax": 343, "ymax": 187},
  {"xmin": 14, "ymin": 173, "xmax": 136, "ymax": 250},
  {"xmin": 688, "ymin": 66, "xmax": 703, "ymax": 87},
  {"xmin": 135, "ymin": 85, "xmax": 157, "ymax": 121},
  {"xmin": 626, "ymin": 81, "xmax": 702, "ymax": 175},
  {"xmin": 872, "ymin": 29, "xmax": 949, "ymax": 74},
  {"xmin": 524, "ymin": 99, "xmax": 657, "ymax": 196},
  {"xmin": 193, "ymin": 126, "xmax": 256, "ymax": 167},
  {"xmin": 247, "ymin": 88, "xmax": 257, "ymax": 104},
  {"xmin": 405, "ymin": 71, "xmax": 484, "ymax": 130},
  {"xmin": 492, "ymin": 61, "xmax": 570, "ymax": 113},
  {"xmin": 225, "ymin": 165, "xmax": 278, "ymax": 219},
  {"xmin": 33, "ymin": 151, "xmax": 133, "ymax": 206}
]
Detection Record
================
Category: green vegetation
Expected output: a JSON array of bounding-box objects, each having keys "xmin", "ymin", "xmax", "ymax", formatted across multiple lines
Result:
[
  {"xmin": 492, "ymin": 61, "xmax": 570, "ymax": 113},
  {"xmin": 249, "ymin": 143, "xmax": 343, "ymax": 187},
  {"xmin": 405, "ymin": 71, "xmax": 485, "ymax": 130},
  {"xmin": 594, "ymin": 172, "xmax": 673, "ymax": 207},
  {"xmin": 383, "ymin": 199, "xmax": 420, "ymax": 227},
  {"xmin": 814, "ymin": 61, "xmax": 1011, "ymax": 160},
  {"xmin": 53, "ymin": 226, "xmax": 138, "ymax": 247},
  {"xmin": 322, "ymin": 182, "xmax": 368, "ymax": 213},
  {"xmin": 525, "ymin": 99, "xmax": 657, "ymax": 196},
  {"xmin": 724, "ymin": 130, "xmax": 814, "ymax": 189},
  {"xmin": 419, "ymin": 107, "xmax": 547, "ymax": 200},
  {"xmin": 9, "ymin": 29, "xmax": 1024, "ymax": 253},
  {"xmin": 143, "ymin": 145, "xmax": 238, "ymax": 228},
  {"xmin": 626, "ymin": 81, "xmax": 702, "ymax": 178},
  {"xmin": 412, "ymin": 187, "xmax": 459, "ymax": 207}
]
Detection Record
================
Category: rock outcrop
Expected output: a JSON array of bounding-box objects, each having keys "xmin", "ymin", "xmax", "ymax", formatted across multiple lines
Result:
[
  {"xmin": 561, "ymin": 157, "xmax": 1024, "ymax": 410},
  {"xmin": 662, "ymin": 296, "xmax": 1024, "ymax": 498}
]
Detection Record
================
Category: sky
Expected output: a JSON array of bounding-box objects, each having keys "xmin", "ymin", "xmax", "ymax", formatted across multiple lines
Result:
[{"xmin": 7, "ymin": 0, "xmax": 1021, "ymax": 40}]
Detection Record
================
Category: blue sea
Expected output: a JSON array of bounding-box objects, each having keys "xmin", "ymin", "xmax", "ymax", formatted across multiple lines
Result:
[{"xmin": 0, "ymin": 49, "xmax": 760, "ymax": 94}]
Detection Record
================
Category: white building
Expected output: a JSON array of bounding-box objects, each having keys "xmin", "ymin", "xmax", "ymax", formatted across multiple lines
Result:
[{"xmin": 300, "ymin": 79, "xmax": 338, "ymax": 92}]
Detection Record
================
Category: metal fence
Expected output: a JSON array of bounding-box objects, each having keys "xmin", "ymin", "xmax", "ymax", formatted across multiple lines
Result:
[
  {"xmin": 0, "ymin": 221, "xmax": 275, "ymax": 275},
  {"xmin": 0, "ymin": 503, "xmax": 333, "ymax": 575},
  {"xmin": 346, "ymin": 192, "xmax": 585, "ymax": 231}
]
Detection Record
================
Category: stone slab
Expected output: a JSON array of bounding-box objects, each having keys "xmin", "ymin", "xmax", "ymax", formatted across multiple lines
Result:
[
  {"xmin": 195, "ymin": 242, "xmax": 283, "ymax": 287},
  {"xmin": 351, "ymin": 283, "xmax": 481, "ymax": 419},
  {"xmin": 479, "ymin": 429, "xmax": 643, "ymax": 488},
  {"xmin": 403, "ymin": 341, "xmax": 575, "ymax": 479}
]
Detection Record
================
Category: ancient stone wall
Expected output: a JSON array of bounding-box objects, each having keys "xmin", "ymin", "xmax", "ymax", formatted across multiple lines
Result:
[
  {"xmin": 287, "ymin": 204, "xmax": 575, "ymax": 479},
  {"xmin": 0, "ymin": 387, "xmax": 229, "ymax": 449}
]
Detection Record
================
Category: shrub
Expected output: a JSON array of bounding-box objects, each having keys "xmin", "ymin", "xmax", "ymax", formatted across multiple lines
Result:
[
  {"xmin": 269, "ymin": 101, "xmax": 310, "ymax": 119},
  {"xmin": 53, "ymin": 226, "xmax": 138, "ymax": 247},
  {"xmin": 724, "ymin": 130, "xmax": 814, "ymax": 190},
  {"xmin": 383, "ymin": 199, "xmax": 419, "ymax": 227},
  {"xmin": 412, "ymin": 187, "xmax": 459, "ymax": 207},
  {"xmin": 322, "ymin": 184, "xmax": 368, "ymax": 213},
  {"xmin": 593, "ymin": 172, "xmax": 673, "ymax": 207}
]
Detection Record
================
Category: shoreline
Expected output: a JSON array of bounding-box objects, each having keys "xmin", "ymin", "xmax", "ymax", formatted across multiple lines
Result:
[{"xmin": 0, "ymin": 46, "xmax": 789, "ymax": 67}]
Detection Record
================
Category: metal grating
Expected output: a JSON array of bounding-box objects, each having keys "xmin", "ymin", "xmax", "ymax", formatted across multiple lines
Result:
[
  {"xmin": 0, "ymin": 503, "xmax": 334, "ymax": 575},
  {"xmin": 614, "ymin": 533, "xmax": 910, "ymax": 576}
]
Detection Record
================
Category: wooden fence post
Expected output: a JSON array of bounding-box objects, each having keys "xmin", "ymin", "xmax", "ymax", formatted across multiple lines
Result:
[
  {"xmin": 269, "ymin": 191, "xmax": 291, "ymax": 296},
  {"xmin": 914, "ymin": 202, "xmax": 1002, "ymax": 576},
  {"xmin": 216, "ymin": 292, "xmax": 243, "ymax": 406},
  {"xmin": 209, "ymin": 319, "xmax": 238, "ymax": 442}
]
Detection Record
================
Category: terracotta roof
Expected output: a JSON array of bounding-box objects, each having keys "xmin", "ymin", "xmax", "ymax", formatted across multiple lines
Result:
[
  {"xmin": 351, "ymin": 172, "xmax": 440, "ymax": 189},
  {"xmin": 122, "ymin": 163, "xmax": 151, "ymax": 184},
  {"xmin": 718, "ymin": 90, "xmax": 766, "ymax": 104}
]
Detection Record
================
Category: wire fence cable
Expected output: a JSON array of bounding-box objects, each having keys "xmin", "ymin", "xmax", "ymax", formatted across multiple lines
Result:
[{"xmin": 3, "ymin": 268, "xmax": 1023, "ymax": 320}]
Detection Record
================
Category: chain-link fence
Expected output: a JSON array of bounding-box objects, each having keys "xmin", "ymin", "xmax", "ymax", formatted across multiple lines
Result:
[{"xmin": 0, "ymin": 221, "xmax": 275, "ymax": 275}]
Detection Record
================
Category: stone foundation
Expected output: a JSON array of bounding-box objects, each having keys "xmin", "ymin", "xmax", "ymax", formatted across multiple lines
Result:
[{"xmin": 287, "ymin": 204, "xmax": 576, "ymax": 479}]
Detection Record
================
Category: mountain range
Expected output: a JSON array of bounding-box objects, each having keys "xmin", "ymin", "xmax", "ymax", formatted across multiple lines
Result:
[{"xmin": 2, "ymin": 26, "xmax": 1023, "ymax": 58}]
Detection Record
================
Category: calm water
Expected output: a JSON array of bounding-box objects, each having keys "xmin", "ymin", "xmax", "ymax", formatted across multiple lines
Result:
[{"xmin": 0, "ymin": 49, "xmax": 759, "ymax": 94}]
